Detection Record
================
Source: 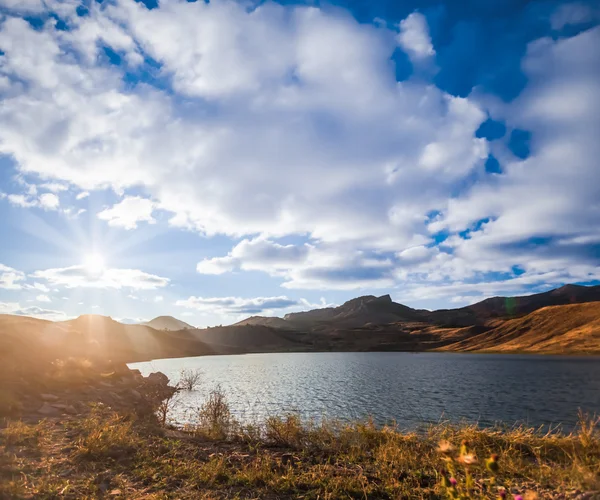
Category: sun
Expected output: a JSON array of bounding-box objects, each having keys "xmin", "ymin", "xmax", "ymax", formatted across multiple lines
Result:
[{"xmin": 83, "ymin": 253, "xmax": 106, "ymax": 276}]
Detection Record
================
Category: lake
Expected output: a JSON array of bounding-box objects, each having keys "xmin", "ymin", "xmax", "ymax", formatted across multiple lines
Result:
[{"xmin": 129, "ymin": 352, "xmax": 600, "ymax": 431}]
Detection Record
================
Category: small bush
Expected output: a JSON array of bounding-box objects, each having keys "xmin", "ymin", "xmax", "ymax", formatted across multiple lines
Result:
[
  {"xmin": 1, "ymin": 420, "xmax": 47, "ymax": 447},
  {"xmin": 73, "ymin": 409, "xmax": 140, "ymax": 460},
  {"xmin": 195, "ymin": 387, "xmax": 233, "ymax": 440},
  {"xmin": 178, "ymin": 368, "xmax": 202, "ymax": 391},
  {"xmin": 265, "ymin": 414, "xmax": 305, "ymax": 447}
]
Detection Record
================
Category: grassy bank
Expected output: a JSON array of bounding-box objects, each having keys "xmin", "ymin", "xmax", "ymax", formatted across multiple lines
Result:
[
  {"xmin": 2, "ymin": 395, "xmax": 599, "ymax": 499},
  {"xmin": 1, "ymin": 359, "xmax": 599, "ymax": 499}
]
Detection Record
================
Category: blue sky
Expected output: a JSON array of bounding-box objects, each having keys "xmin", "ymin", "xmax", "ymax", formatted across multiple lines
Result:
[{"xmin": 0, "ymin": 0, "xmax": 599, "ymax": 326}]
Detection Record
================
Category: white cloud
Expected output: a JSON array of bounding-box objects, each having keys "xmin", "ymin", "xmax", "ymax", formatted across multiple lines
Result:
[
  {"xmin": 36, "ymin": 294, "xmax": 51, "ymax": 303},
  {"xmin": 197, "ymin": 237, "xmax": 312, "ymax": 274},
  {"xmin": 551, "ymin": 2, "xmax": 599, "ymax": 30},
  {"xmin": 0, "ymin": 0, "xmax": 44, "ymax": 13},
  {"xmin": 4, "ymin": 192, "xmax": 60, "ymax": 210},
  {"xmin": 76, "ymin": 191, "xmax": 90, "ymax": 200},
  {"xmin": 0, "ymin": 301, "xmax": 69, "ymax": 321},
  {"xmin": 175, "ymin": 295, "xmax": 301, "ymax": 315},
  {"xmin": 397, "ymin": 12, "xmax": 435, "ymax": 61},
  {"xmin": 0, "ymin": 2, "xmax": 486, "ymax": 254},
  {"xmin": 0, "ymin": 2, "xmax": 595, "ymax": 301},
  {"xmin": 40, "ymin": 182, "xmax": 68, "ymax": 192},
  {"xmin": 97, "ymin": 196, "xmax": 156, "ymax": 230},
  {"xmin": 0, "ymin": 263, "xmax": 25, "ymax": 289},
  {"xmin": 30, "ymin": 265, "xmax": 169, "ymax": 290},
  {"xmin": 38, "ymin": 192, "xmax": 60, "ymax": 210},
  {"xmin": 24, "ymin": 282, "xmax": 50, "ymax": 292},
  {"xmin": 154, "ymin": 295, "xmax": 163, "ymax": 302}
]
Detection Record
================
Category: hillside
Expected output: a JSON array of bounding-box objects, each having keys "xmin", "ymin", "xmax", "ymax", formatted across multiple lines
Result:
[
  {"xmin": 438, "ymin": 301, "xmax": 600, "ymax": 354},
  {"xmin": 426, "ymin": 284, "xmax": 600, "ymax": 326},
  {"xmin": 0, "ymin": 314, "xmax": 215, "ymax": 368},
  {"xmin": 2, "ymin": 285, "xmax": 599, "ymax": 362},
  {"xmin": 233, "ymin": 316, "xmax": 297, "ymax": 330},
  {"xmin": 282, "ymin": 294, "xmax": 422, "ymax": 329},
  {"xmin": 141, "ymin": 316, "xmax": 195, "ymax": 331}
]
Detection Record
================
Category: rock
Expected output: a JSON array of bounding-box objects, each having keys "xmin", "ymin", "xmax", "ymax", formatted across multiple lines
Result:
[
  {"xmin": 38, "ymin": 402, "xmax": 60, "ymax": 416},
  {"xmin": 48, "ymin": 403, "xmax": 77, "ymax": 415},
  {"xmin": 109, "ymin": 391, "xmax": 123, "ymax": 401},
  {"xmin": 40, "ymin": 393, "xmax": 59, "ymax": 402},
  {"xmin": 64, "ymin": 405, "xmax": 78, "ymax": 415},
  {"xmin": 147, "ymin": 372, "xmax": 169, "ymax": 386},
  {"xmin": 129, "ymin": 389, "xmax": 142, "ymax": 401},
  {"xmin": 99, "ymin": 381, "xmax": 113, "ymax": 388}
]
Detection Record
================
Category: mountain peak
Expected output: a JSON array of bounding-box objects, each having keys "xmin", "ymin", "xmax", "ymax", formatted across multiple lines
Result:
[{"xmin": 142, "ymin": 316, "xmax": 194, "ymax": 331}]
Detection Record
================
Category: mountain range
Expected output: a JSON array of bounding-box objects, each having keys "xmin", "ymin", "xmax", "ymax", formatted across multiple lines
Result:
[{"xmin": 1, "ymin": 284, "xmax": 599, "ymax": 366}]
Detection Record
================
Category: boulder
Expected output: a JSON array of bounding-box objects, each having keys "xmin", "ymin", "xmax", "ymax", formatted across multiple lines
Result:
[
  {"xmin": 38, "ymin": 402, "xmax": 60, "ymax": 416},
  {"xmin": 40, "ymin": 393, "xmax": 59, "ymax": 402},
  {"xmin": 146, "ymin": 372, "xmax": 169, "ymax": 386},
  {"xmin": 129, "ymin": 389, "xmax": 142, "ymax": 401}
]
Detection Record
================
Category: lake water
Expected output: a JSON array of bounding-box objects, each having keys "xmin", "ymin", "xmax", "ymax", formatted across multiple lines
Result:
[{"xmin": 129, "ymin": 352, "xmax": 600, "ymax": 431}]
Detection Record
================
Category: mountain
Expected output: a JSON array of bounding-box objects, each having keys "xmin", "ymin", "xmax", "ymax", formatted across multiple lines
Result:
[
  {"xmin": 426, "ymin": 284, "xmax": 600, "ymax": 326},
  {"xmin": 141, "ymin": 316, "xmax": 195, "ymax": 331},
  {"xmin": 2, "ymin": 285, "xmax": 599, "ymax": 364},
  {"xmin": 0, "ymin": 314, "xmax": 216, "ymax": 369},
  {"xmin": 283, "ymin": 294, "xmax": 422, "ymax": 330},
  {"xmin": 437, "ymin": 302, "xmax": 600, "ymax": 354},
  {"xmin": 233, "ymin": 316, "xmax": 298, "ymax": 330}
]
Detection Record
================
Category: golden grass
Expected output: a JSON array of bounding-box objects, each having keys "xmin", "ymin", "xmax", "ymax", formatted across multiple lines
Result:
[{"xmin": 2, "ymin": 404, "xmax": 598, "ymax": 499}]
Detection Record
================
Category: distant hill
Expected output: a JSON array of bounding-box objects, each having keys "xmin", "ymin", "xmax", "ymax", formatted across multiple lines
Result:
[
  {"xmin": 2, "ymin": 285, "xmax": 599, "ymax": 364},
  {"xmin": 141, "ymin": 316, "xmax": 195, "ymax": 331},
  {"xmin": 0, "ymin": 314, "xmax": 215, "ymax": 368},
  {"xmin": 426, "ymin": 284, "xmax": 600, "ymax": 326},
  {"xmin": 283, "ymin": 294, "xmax": 422, "ymax": 330},
  {"xmin": 437, "ymin": 302, "xmax": 600, "ymax": 354},
  {"xmin": 233, "ymin": 316, "xmax": 298, "ymax": 330}
]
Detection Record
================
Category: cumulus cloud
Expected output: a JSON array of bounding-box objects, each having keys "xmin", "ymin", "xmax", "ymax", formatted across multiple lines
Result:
[
  {"xmin": 24, "ymin": 282, "xmax": 50, "ymax": 293},
  {"xmin": 0, "ymin": 0, "xmax": 596, "ymax": 304},
  {"xmin": 36, "ymin": 294, "xmax": 51, "ymax": 303},
  {"xmin": 0, "ymin": 0, "xmax": 486, "ymax": 253},
  {"xmin": 551, "ymin": 2, "xmax": 599, "ymax": 30},
  {"xmin": 30, "ymin": 265, "xmax": 169, "ymax": 290},
  {"xmin": 0, "ymin": 301, "xmax": 69, "ymax": 321},
  {"xmin": 397, "ymin": 12, "xmax": 435, "ymax": 60},
  {"xmin": 175, "ymin": 296, "xmax": 301, "ymax": 315},
  {"xmin": 97, "ymin": 196, "xmax": 156, "ymax": 230},
  {"xmin": 38, "ymin": 193, "xmax": 60, "ymax": 210},
  {"xmin": 0, "ymin": 263, "xmax": 25, "ymax": 289},
  {"xmin": 197, "ymin": 237, "xmax": 312, "ymax": 275},
  {"xmin": 4, "ymin": 192, "xmax": 60, "ymax": 210}
]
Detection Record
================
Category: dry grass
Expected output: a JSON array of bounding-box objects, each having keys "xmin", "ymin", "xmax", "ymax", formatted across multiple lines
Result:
[{"xmin": 1, "ymin": 402, "xmax": 598, "ymax": 499}]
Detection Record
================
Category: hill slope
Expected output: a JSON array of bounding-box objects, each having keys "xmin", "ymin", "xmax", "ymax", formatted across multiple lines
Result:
[
  {"xmin": 426, "ymin": 284, "xmax": 600, "ymax": 326},
  {"xmin": 141, "ymin": 316, "xmax": 195, "ymax": 331},
  {"xmin": 437, "ymin": 302, "xmax": 600, "ymax": 353},
  {"xmin": 283, "ymin": 294, "xmax": 422, "ymax": 329}
]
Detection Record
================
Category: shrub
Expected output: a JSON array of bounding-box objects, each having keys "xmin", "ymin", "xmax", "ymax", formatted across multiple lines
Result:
[
  {"xmin": 73, "ymin": 409, "xmax": 140, "ymax": 460},
  {"xmin": 195, "ymin": 387, "xmax": 233, "ymax": 440},
  {"xmin": 178, "ymin": 368, "xmax": 202, "ymax": 391},
  {"xmin": 265, "ymin": 414, "xmax": 304, "ymax": 447}
]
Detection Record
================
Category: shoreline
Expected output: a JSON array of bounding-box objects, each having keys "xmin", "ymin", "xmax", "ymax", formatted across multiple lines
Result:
[{"xmin": 2, "ymin": 361, "xmax": 598, "ymax": 499}]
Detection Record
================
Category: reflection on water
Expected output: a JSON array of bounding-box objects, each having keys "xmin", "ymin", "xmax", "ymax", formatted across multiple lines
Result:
[{"xmin": 129, "ymin": 352, "xmax": 600, "ymax": 431}]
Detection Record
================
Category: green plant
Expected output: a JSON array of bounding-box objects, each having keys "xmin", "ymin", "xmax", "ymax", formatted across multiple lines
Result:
[{"xmin": 195, "ymin": 387, "xmax": 233, "ymax": 440}]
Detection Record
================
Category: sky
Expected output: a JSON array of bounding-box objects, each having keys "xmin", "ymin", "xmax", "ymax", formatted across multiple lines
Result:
[{"xmin": 0, "ymin": 0, "xmax": 599, "ymax": 327}]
